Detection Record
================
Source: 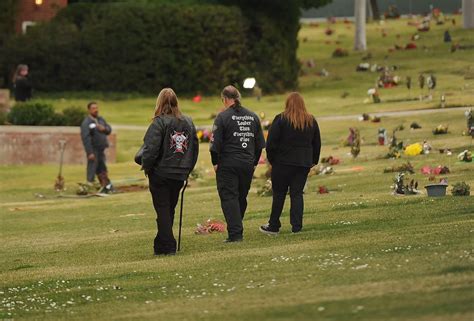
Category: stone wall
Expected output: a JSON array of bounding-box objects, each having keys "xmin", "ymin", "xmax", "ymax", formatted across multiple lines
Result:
[{"xmin": 0, "ymin": 126, "xmax": 116, "ymax": 165}]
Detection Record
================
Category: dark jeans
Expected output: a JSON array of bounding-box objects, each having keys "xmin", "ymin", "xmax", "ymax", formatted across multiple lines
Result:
[
  {"xmin": 149, "ymin": 173, "xmax": 184, "ymax": 254},
  {"xmin": 87, "ymin": 149, "xmax": 107, "ymax": 183},
  {"xmin": 216, "ymin": 165, "xmax": 254, "ymax": 240},
  {"xmin": 269, "ymin": 163, "xmax": 310, "ymax": 232}
]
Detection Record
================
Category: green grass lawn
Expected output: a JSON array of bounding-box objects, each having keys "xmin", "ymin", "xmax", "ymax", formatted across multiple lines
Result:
[{"xmin": 1, "ymin": 16, "xmax": 474, "ymax": 320}]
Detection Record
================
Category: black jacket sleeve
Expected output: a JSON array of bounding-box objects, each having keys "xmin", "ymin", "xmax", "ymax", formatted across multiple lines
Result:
[
  {"xmin": 141, "ymin": 118, "xmax": 164, "ymax": 173},
  {"xmin": 80, "ymin": 119, "xmax": 94, "ymax": 155},
  {"xmin": 265, "ymin": 115, "xmax": 281, "ymax": 165},
  {"xmin": 253, "ymin": 116, "xmax": 265, "ymax": 166},
  {"xmin": 191, "ymin": 121, "xmax": 199, "ymax": 172},
  {"xmin": 209, "ymin": 115, "xmax": 224, "ymax": 166},
  {"xmin": 312, "ymin": 119, "xmax": 322, "ymax": 165}
]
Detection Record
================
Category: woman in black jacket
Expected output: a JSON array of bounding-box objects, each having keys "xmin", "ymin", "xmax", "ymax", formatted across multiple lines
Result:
[
  {"xmin": 13, "ymin": 64, "xmax": 32, "ymax": 102},
  {"xmin": 260, "ymin": 92, "xmax": 321, "ymax": 235},
  {"xmin": 141, "ymin": 88, "xmax": 199, "ymax": 255}
]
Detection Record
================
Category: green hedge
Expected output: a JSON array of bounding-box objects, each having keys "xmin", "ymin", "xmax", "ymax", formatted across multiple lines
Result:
[
  {"xmin": 2, "ymin": 3, "xmax": 247, "ymax": 94},
  {"xmin": 7, "ymin": 103, "xmax": 86, "ymax": 126},
  {"xmin": 1, "ymin": 1, "xmax": 331, "ymax": 94}
]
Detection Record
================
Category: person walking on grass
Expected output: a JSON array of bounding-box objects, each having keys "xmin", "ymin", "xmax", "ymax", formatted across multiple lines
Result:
[
  {"xmin": 210, "ymin": 85, "xmax": 265, "ymax": 243},
  {"xmin": 260, "ymin": 92, "xmax": 321, "ymax": 235},
  {"xmin": 141, "ymin": 88, "xmax": 199, "ymax": 256},
  {"xmin": 80, "ymin": 101, "xmax": 114, "ymax": 193}
]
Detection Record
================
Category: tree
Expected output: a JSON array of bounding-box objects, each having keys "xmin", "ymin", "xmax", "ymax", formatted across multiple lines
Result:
[
  {"xmin": 463, "ymin": 0, "xmax": 474, "ymax": 29},
  {"xmin": 354, "ymin": 0, "xmax": 367, "ymax": 51},
  {"xmin": 369, "ymin": 0, "xmax": 380, "ymax": 21}
]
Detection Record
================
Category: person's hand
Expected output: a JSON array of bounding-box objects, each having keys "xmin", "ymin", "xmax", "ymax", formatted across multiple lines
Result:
[
  {"xmin": 97, "ymin": 124, "xmax": 106, "ymax": 132},
  {"xmin": 88, "ymin": 153, "xmax": 96, "ymax": 161},
  {"xmin": 213, "ymin": 165, "xmax": 218, "ymax": 172}
]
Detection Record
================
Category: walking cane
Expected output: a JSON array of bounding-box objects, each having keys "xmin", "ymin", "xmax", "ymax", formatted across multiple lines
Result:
[{"xmin": 177, "ymin": 180, "xmax": 188, "ymax": 252}]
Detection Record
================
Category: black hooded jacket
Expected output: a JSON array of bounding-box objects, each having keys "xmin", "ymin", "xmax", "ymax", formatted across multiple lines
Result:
[{"xmin": 142, "ymin": 114, "xmax": 199, "ymax": 181}]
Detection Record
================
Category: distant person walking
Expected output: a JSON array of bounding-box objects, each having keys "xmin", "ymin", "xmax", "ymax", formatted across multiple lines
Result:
[
  {"xmin": 210, "ymin": 85, "xmax": 265, "ymax": 242},
  {"xmin": 260, "ymin": 92, "xmax": 321, "ymax": 235},
  {"xmin": 80, "ymin": 102, "xmax": 114, "ymax": 193},
  {"xmin": 13, "ymin": 64, "xmax": 32, "ymax": 102},
  {"xmin": 141, "ymin": 88, "xmax": 199, "ymax": 256}
]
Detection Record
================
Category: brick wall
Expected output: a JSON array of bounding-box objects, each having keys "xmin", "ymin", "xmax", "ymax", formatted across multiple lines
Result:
[
  {"xmin": 0, "ymin": 126, "xmax": 116, "ymax": 165},
  {"xmin": 16, "ymin": 0, "xmax": 68, "ymax": 34}
]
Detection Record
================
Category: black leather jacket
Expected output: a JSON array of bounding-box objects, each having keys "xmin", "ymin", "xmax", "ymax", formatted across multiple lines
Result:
[{"xmin": 142, "ymin": 114, "xmax": 199, "ymax": 180}]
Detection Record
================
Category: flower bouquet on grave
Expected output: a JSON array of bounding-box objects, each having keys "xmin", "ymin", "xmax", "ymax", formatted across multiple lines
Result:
[
  {"xmin": 392, "ymin": 173, "xmax": 420, "ymax": 195},
  {"xmin": 76, "ymin": 182, "xmax": 100, "ymax": 195},
  {"xmin": 410, "ymin": 122, "xmax": 422, "ymax": 129},
  {"xmin": 257, "ymin": 179, "xmax": 273, "ymax": 197},
  {"xmin": 383, "ymin": 161, "xmax": 415, "ymax": 174},
  {"xmin": 332, "ymin": 48, "xmax": 348, "ymax": 58},
  {"xmin": 451, "ymin": 182, "xmax": 471, "ymax": 196},
  {"xmin": 309, "ymin": 164, "xmax": 334, "ymax": 176},
  {"xmin": 321, "ymin": 156, "xmax": 341, "ymax": 165},
  {"xmin": 432, "ymin": 125, "xmax": 448, "ymax": 135},
  {"xmin": 318, "ymin": 186, "xmax": 329, "ymax": 194},
  {"xmin": 457, "ymin": 150, "xmax": 472, "ymax": 162},
  {"xmin": 350, "ymin": 128, "xmax": 361, "ymax": 159},
  {"xmin": 195, "ymin": 219, "xmax": 226, "ymax": 235},
  {"xmin": 404, "ymin": 143, "xmax": 423, "ymax": 156}
]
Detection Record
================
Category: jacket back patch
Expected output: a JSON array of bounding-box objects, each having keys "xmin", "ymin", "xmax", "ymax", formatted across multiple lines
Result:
[{"xmin": 170, "ymin": 131, "xmax": 188, "ymax": 154}]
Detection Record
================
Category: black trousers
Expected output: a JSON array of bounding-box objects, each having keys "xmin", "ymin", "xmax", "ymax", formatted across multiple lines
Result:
[
  {"xmin": 269, "ymin": 163, "xmax": 310, "ymax": 232},
  {"xmin": 86, "ymin": 149, "xmax": 107, "ymax": 183},
  {"xmin": 216, "ymin": 165, "xmax": 254, "ymax": 240},
  {"xmin": 148, "ymin": 174, "xmax": 184, "ymax": 254}
]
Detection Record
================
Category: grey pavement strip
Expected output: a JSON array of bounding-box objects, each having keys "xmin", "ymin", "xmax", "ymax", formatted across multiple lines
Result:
[{"xmin": 112, "ymin": 106, "xmax": 470, "ymax": 131}]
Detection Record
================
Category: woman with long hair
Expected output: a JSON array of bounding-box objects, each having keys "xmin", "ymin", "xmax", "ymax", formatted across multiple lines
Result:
[
  {"xmin": 260, "ymin": 92, "xmax": 321, "ymax": 235},
  {"xmin": 13, "ymin": 64, "xmax": 32, "ymax": 102},
  {"xmin": 141, "ymin": 88, "xmax": 199, "ymax": 255}
]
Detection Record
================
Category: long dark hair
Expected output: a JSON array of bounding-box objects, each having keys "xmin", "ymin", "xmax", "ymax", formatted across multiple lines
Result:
[
  {"xmin": 13, "ymin": 64, "xmax": 28, "ymax": 83},
  {"xmin": 221, "ymin": 85, "xmax": 241, "ymax": 108},
  {"xmin": 154, "ymin": 88, "xmax": 182, "ymax": 119}
]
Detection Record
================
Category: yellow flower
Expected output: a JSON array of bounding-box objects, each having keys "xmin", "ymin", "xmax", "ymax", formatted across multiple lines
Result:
[{"xmin": 404, "ymin": 143, "xmax": 423, "ymax": 156}]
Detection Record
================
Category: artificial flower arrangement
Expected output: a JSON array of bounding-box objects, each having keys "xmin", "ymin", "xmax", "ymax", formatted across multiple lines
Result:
[
  {"xmin": 457, "ymin": 150, "xmax": 472, "ymax": 162},
  {"xmin": 321, "ymin": 156, "xmax": 341, "ymax": 165},
  {"xmin": 257, "ymin": 179, "xmax": 273, "ymax": 197},
  {"xmin": 332, "ymin": 48, "xmax": 348, "ymax": 58},
  {"xmin": 451, "ymin": 182, "xmax": 471, "ymax": 196},
  {"xmin": 196, "ymin": 129, "xmax": 212, "ymax": 143},
  {"xmin": 404, "ymin": 143, "xmax": 423, "ymax": 156},
  {"xmin": 392, "ymin": 173, "xmax": 420, "ymax": 195},
  {"xmin": 432, "ymin": 124, "xmax": 448, "ymax": 135},
  {"xmin": 383, "ymin": 162, "xmax": 415, "ymax": 174},
  {"xmin": 195, "ymin": 219, "xmax": 226, "ymax": 234}
]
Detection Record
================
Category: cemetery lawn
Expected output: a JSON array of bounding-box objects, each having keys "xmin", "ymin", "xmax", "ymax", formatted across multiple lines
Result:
[
  {"xmin": 1, "ymin": 17, "xmax": 474, "ymax": 321},
  {"xmin": 35, "ymin": 17, "xmax": 474, "ymax": 126}
]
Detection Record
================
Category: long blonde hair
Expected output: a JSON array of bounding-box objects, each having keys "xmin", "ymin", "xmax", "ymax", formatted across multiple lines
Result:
[
  {"xmin": 154, "ymin": 88, "xmax": 182, "ymax": 119},
  {"xmin": 282, "ymin": 92, "xmax": 313, "ymax": 130}
]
